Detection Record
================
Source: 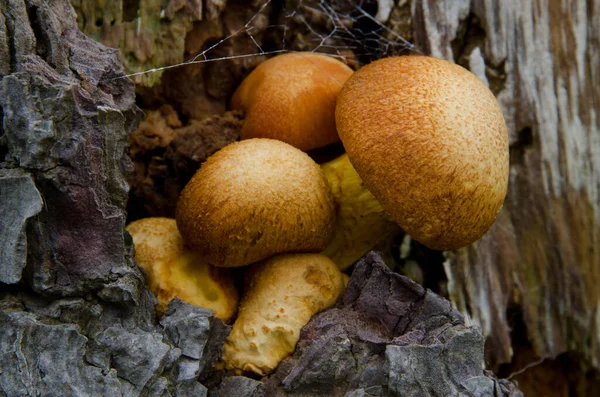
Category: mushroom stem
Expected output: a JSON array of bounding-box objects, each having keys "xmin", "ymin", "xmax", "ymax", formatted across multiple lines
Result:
[
  {"xmin": 320, "ymin": 154, "xmax": 399, "ymax": 270},
  {"xmin": 220, "ymin": 253, "xmax": 344, "ymax": 376}
]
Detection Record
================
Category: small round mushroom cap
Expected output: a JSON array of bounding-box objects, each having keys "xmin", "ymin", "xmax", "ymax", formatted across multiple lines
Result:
[
  {"xmin": 126, "ymin": 217, "xmax": 239, "ymax": 321},
  {"xmin": 176, "ymin": 138, "xmax": 336, "ymax": 267},
  {"xmin": 336, "ymin": 56, "xmax": 509, "ymax": 250},
  {"xmin": 230, "ymin": 52, "xmax": 354, "ymax": 151}
]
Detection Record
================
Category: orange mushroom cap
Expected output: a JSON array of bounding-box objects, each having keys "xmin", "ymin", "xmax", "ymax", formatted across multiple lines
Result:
[
  {"xmin": 231, "ymin": 52, "xmax": 353, "ymax": 151},
  {"xmin": 336, "ymin": 56, "xmax": 509, "ymax": 250},
  {"xmin": 176, "ymin": 139, "xmax": 336, "ymax": 267}
]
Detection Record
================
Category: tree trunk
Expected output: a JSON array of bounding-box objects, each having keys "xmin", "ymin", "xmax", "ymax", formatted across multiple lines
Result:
[
  {"xmin": 411, "ymin": 0, "xmax": 599, "ymax": 391},
  {"xmin": 411, "ymin": 2, "xmax": 599, "ymax": 395}
]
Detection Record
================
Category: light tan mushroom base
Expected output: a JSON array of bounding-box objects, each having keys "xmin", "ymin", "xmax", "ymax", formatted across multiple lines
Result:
[
  {"xmin": 126, "ymin": 217, "xmax": 239, "ymax": 322},
  {"xmin": 220, "ymin": 253, "xmax": 345, "ymax": 376}
]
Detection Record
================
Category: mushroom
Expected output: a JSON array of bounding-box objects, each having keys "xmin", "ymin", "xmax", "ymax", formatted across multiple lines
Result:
[
  {"xmin": 220, "ymin": 253, "xmax": 345, "ymax": 376},
  {"xmin": 335, "ymin": 55, "xmax": 509, "ymax": 250},
  {"xmin": 175, "ymin": 138, "xmax": 336, "ymax": 268},
  {"xmin": 126, "ymin": 217, "xmax": 239, "ymax": 322},
  {"xmin": 230, "ymin": 52, "xmax": 354, "ymax": 151}
]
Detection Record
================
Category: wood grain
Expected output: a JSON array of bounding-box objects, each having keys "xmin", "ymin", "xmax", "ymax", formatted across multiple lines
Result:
[{"xmin": 411, "ymin": 0, "xmax": 599, "ymax": 369}]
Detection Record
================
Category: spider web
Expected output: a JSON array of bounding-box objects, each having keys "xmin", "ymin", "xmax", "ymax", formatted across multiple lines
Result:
[{"xmin": 120, "ymin": 0, "xmax": 419, "ymax": 81}]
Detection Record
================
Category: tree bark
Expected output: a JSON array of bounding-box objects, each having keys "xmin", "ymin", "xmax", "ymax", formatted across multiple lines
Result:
[
  {"xmin": 411, "ymin": 0, "xmax": 599, "ymax": 373},
  {"xmin": 409, "ymin": 2, "xmax": 599, "ymax": 394}
]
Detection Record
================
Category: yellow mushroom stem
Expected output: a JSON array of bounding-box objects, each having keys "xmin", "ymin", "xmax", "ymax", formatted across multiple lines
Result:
[
  {"xmin": 220, "ymin": 253, "xmax": 344, "ymax": 376},
  {"xmin": 320, "ymin": 154, "xmax": 400, "ymax": 270}
]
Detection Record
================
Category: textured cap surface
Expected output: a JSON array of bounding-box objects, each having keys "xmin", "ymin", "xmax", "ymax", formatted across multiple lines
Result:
[
  {"xmin": 231, "ymin": 52, "xmax": 353, "ymax": 151},
  {"xmin": 336, "ymin": 56, "xmax": 509, "ymax": 250},
  {"xmin": 176, "ymin": 139, "xmax": 336, "ymax": 267}
]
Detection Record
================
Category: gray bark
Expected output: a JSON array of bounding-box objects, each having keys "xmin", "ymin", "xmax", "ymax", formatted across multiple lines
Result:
[{"xmin": 0, "ymin": 1, "xmax": 228, "ymax": 395}]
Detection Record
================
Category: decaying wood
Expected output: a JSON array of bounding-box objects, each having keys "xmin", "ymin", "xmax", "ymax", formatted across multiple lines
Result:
[
  {"xmin": 92, "ymin": 0, "xmax": 599, "ymax": 376},
  {"xmin": 410, "ymin": 0, "xmax": 599, "ymax": 371},
  {"xmin": 72, "ymin": 0, "xmax": 599, "ymax": 391}
]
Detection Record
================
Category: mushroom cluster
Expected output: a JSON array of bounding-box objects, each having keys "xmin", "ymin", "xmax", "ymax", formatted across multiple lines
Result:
[{"xmin": 127, "ymin": 52, "xmax": 509, "ymax": 376}]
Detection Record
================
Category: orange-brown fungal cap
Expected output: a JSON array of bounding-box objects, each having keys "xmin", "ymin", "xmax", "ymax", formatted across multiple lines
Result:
[
  {"xmin": 175, "ymin": 138, "xmax": 336, "ymax": 267},
  {"xmin": 126, "ymin": 217, "xmax": 239, "ymax": 322},
  {"xmin": 336, "ymin": 56, "xmax": 509, "ymax": 250},
  {"xmin": 230, "ymin": 52, "xmax": 354, "ymax": 151}
]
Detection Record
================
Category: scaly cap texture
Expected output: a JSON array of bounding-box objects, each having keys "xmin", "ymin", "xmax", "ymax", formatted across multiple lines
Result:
[
  {"xmin": 176, "ymin": 139, "xmax": 336, "ymax": 267},
  {"xmin": 336, "ymin": 56, "xmax": 509, "ymax": 250}
]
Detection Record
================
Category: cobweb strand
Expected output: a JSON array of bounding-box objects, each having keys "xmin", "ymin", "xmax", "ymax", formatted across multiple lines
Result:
[{"xmin": 116, "ymin": 0, "xmax": 416, "ymax": 81}]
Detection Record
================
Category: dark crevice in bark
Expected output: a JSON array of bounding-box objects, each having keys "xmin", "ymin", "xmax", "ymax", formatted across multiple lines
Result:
[
  {"xmin": 509, "ymin": 127, "xmax": 534, "ymax": 167},
  {"xmin": 122, "ymin": 0, "xmax": 141, "ymax": 23},
  {"xmin": 496, "ymin": 304, "xmax": 530, "ymax": 377},
  {"xmin": 260, "ymin": 0, "xmax": 286, "ymax": 54},
  {"xmin": 399, "ymin": 238, "xmax": 448, "ymax": 296},
  {"xmin": 0, "ymin": 105, "xmax": 5, "ymax": 163},
  {"xmin": 494, "ymin": 303, "xmax": 600, "ymax": 396},
  {"xmin": 485, "ymin": 59, "xmax": 507, "ymax": 96},
  {"xmin": 26, "ymin": 5, "xmax": 50, "ymax": 66},
  {"xmin": 452, "ymin": 12, "xmax": 506, "ymax": 95},
  {"xmin": 451, "ymin": 13, "xmax": 484, "ymax": 66},
  {"xmin": 350, "ymin": 0, "xmax": 381, "ymax": 64},
  {"xmin": 386, "ymin": 0, "xmax": 413, "ymax": 51},
  {"xmin": 5, "ymin": 13, "xmax": 18, "ymax": 73}
]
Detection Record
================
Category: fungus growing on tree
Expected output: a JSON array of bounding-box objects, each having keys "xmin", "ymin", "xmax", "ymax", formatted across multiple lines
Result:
[
  {"xmin": 126, "ymin": 217, "xmax": 239, "ymax": 321},
  {"xmin": 335, "ymin": 56, "xmax": 509, "ymax": 250},
  {"xmin": 220, "ymin": 253, "xmax": 345, "ymax": 376}
]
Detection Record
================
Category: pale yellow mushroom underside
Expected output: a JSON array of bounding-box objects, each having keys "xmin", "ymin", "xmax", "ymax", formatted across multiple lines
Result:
[{"xmin": 126, "ymin": 217, "xmax": 239, "ymax": 322}]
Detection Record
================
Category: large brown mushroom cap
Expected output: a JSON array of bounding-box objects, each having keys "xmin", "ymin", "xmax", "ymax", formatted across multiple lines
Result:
[
  {"xmin": 336, "ymin": 56, "xmax": 509, "ymax": 250},
  {"xmin": 176, "ymin": 138, "xmax": 336, "ymax": 267},
  {"xmin": 230, "ymin": 52, "xmax": 354, "ymax": 151}
]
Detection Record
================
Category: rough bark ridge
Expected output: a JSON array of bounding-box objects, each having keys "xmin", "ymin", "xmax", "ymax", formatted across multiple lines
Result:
[
  {"xmin": 213, "ymin": 252, "xmax": 522, "ymax": 397},
  {"xmin": 0, "ymin": 1, "xmax": 229, "ymax": 395}
]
